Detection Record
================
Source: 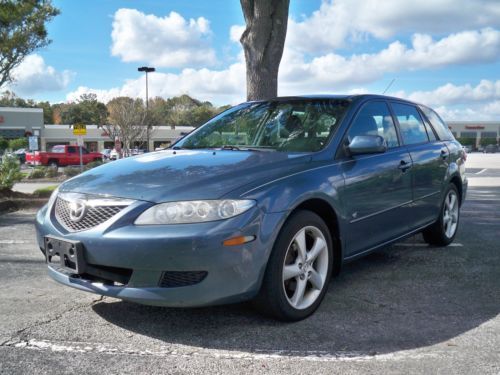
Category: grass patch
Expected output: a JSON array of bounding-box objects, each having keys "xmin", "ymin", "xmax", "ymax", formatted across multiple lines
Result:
[{"xmin": 33, "ymin": 185, "xmax": 58, "ymax": 198}]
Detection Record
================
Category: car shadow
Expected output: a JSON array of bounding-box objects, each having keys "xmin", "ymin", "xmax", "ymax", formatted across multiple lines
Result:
[{"xmin": 92, "ymin": 221, "xmax": 500, "ymax": 356}]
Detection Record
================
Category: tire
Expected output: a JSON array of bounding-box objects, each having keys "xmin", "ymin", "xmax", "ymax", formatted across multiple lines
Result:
[
  {"xmin": 48, "ymin": 160, "xmax": 58, "ymax": 168},
  {"xmin": 94, "ymin": 158, "xmax": 102, "ymax": 163},
  {"xmin": 255, "ymin": 210, "xmax": 334, "ymax": 321},
  {"xmin": 423, "ymin": 184, "xmax": 460, "ymax": 246}
]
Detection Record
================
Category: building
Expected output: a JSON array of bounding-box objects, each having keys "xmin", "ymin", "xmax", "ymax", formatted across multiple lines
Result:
[
  {"xmin": 0, "ymin": 107, "xmax": 43, "ymax": 140},
  {"xmin": 0, "ymin": 107, "xmax": 193, "ymax": 151},
  {"xmin": 447, "ymin": 121, "xmax": 500, "ymax": 148}
]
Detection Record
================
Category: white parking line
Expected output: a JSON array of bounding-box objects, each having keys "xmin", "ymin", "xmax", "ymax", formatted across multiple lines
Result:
[
  {"xmin": 475, "ymin": 169, "xmax": 487, "ymax": 175},
  {"xmin": 10, "ymin": 339, "xmax": 444, "ymax": 363},
  {"xmin": 0, "ymin": 240, "xmax": 27, "ymax": 244}
]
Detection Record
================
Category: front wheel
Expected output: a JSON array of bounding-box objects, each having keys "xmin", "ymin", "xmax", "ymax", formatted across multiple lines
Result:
[
  {"xmin": 423, "ymin": 184, "xmax": 460, "ymax": 246},
  {"xmin": 255, "ymin": 210, "xmax": 333, "ymax": 321}
]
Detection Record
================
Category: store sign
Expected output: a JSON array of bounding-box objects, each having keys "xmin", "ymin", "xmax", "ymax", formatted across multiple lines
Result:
[
  {"xmin": 465, "ymin": 125, "xmax": 485, "ymax": 130},
  {"xmin": 73, "ymin": 123, "xmax": 87, "ymax": 135}
]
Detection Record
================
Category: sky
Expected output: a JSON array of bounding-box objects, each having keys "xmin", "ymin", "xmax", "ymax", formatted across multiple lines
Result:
[{"xmin": 5, "ymin": 0, "xmax": 500, "ymax": 121}]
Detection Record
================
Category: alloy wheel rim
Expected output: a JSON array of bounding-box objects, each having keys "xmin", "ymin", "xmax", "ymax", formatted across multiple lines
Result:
[
  {"xmin": 443, "ymin": 190, "xmax": 459, "ymax": 238},
  {"xmin": 282, "ymin": 226, "xmax": 329, "ymax": 310}
]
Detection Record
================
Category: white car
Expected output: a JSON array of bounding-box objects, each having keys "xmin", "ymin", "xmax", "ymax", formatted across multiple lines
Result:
[{"xmin": 109, "ymin": 149, "xmax": 119, "ymax": 160}]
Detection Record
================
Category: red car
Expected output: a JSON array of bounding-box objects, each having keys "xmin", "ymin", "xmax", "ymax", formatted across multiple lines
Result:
[{"xmin": 26, "ymin": 145, "xmax": 103, "ymax": 167}]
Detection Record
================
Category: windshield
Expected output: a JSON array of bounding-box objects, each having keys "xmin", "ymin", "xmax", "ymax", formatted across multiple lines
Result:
[{"xmin": 175, "ymin": 99, "xmax": 351, "ymax": 153}]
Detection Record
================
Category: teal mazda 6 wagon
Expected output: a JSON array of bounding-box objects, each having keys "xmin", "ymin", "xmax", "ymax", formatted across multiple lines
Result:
[{"xmin": 36, "ymin": 95, "xmax": 467, "ymax": 321}]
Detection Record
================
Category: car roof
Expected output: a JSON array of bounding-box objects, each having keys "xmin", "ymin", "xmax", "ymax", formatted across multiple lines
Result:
[{"xmin": 247, "ymin": 94, "xmax": 423, "ymax": 106}]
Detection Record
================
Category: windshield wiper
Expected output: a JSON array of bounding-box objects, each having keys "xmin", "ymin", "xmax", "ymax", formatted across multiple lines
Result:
[{"xmin": 221, "ymin": 145, "xmax": 240, "ymax": 150}]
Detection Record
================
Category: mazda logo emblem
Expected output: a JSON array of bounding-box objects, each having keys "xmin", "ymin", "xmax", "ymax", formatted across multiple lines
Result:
[{"xmin": 69, "ymin": 200, "xmax": 86, "ymax": 222}]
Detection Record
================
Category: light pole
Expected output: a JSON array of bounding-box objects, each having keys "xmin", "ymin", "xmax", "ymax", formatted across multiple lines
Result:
[{"xmin": 138, "ymin": 66, "xmax": 155, "ymax": 151}]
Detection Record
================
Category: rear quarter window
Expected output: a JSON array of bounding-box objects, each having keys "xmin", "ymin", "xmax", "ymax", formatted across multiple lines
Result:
[{"xmin": 419, "ymin": 106, "xmax": 454, "ymax": 141}]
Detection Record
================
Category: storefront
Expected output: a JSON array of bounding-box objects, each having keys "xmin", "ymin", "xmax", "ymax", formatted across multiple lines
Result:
[
  {"xmin": 0, "ymin": 106, "xmax": 192, "ymax": 151},
  {"xmin": 447, "ymin": 121, "xmax": 500, "ymax": 149}
]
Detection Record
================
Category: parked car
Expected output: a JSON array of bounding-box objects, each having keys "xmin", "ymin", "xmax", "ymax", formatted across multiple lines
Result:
[
  {"xmin": 12, "ymin": 148, "xmax": 27, "ymax": 164},
  {"xmin": 26, "ymin": 145, "xmax": 103, "ymax": 167},
  {"xmin": 100, "ymin": 149, "xmax": 112, "ymax": 161},
  {"xmin": 109, "ymin": 148, "xmax": 119, "ymax": 160},
  {"xmin": 483, "ymin": 144, "xmax": 498, "ymax": 153},
  {"xmin": 35, "ymin": 95, "xmax": 467, "ymax": 321}
]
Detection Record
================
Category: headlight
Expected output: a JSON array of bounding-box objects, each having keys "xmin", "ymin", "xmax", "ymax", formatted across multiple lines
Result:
[{"xmin": 135, "ymin": 200, "xmax": 256, "ymax": 225}]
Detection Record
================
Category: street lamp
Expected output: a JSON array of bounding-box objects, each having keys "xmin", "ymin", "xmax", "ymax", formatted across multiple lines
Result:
[{"xmin": 138, "ymin": 66, "xmax": 155, "ymax": 151}]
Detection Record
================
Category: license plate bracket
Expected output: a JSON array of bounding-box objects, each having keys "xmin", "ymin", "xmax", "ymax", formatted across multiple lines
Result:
[{"xmin": 45, "ymin": 236, "xmax": 86, "ymax": 274}]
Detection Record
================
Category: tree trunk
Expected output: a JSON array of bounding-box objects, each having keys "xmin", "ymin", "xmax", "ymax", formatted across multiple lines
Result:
[{"xmin": 240, "ymin": 0, "xmax": 290, "ymax": 101}]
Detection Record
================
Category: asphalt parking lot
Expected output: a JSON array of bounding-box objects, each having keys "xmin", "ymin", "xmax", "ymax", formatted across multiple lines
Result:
[{"xmin": 1, "ymin": 154, "xmax": 499, "ymax": 374}]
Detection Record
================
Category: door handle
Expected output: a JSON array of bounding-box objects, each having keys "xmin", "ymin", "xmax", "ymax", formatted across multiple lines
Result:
[{"xmin": 398, "ymin": 160, "xmax": 411, "ymax": 172}]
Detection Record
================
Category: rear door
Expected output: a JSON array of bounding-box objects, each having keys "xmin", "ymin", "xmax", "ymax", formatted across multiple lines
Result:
[
  {"xmin": 339, "ymin": 101, "xmax": 413, "ymax": 255},
  {"xmin": 390, "ymin": 102, "xmax": 448, "ymax": 228}
]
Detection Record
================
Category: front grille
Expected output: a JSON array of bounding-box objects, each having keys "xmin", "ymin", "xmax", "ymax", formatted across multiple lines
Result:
[
  {"xmin": 159, "ymin": 271, "xmax": 208, "ymax": 288},
  {"xmin": 54, "ymin": 194, "xmax": 132, "ymax": 232}
]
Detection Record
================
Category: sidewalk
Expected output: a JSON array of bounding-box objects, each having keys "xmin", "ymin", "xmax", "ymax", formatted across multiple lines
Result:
[{"xmin": 12, "ymin": 182, "xmax": 59, "ymax": 194}]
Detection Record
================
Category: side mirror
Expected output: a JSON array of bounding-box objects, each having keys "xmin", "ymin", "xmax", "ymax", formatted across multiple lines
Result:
[{"xmin": 346, "ymin": 135, "xmax": 387, "ymax": 155}]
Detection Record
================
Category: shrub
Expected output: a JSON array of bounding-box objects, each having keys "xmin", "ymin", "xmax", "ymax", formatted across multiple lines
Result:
[
  {"xmin": 0, "ymin": 137, "xmax": 8, "ymax": 152},
  {"xmin": 0, "ymin": 155, "xmax": 23, "ymax": 189},
  {"xmin": 64, "ymin": 167, "xmax": 80, "ymax": 177},
  {"xmin": 28, "ymin": 167, "xmax": 47, "ymax": 179},
  {"xmin": 33, "ymin": 185, "xmax": 58, "ymax": 198},
  {"xmin": 84, "ymin": 160, "xmax": 103, "ymax": 171},
  {"xmin": 45, "ymin": 166, "xmax": 60, "ymax": 178},
  {"xmin": 8, "ymin": 137, "xmax": 28, "ymax": 150}
]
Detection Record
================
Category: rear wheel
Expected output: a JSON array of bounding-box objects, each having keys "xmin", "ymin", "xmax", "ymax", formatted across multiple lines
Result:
[
  {"xmin": 255, "ymin": 210, "xmax": 333, "ymax": 321},
  {"xmin": 48, "ymin": 160, "xmax": 58, "ymax": 168},
  {"xmin": 423, "ymin": 184, "xmax": 460, "ymax": 246}
]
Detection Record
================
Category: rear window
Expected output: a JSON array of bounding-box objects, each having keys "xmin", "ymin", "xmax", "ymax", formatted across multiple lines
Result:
[
  {"xmin": 419, "ymin": 106, "xmax": 454, "ymax": 141},
  {"xmin": 51, "ymin": 146, "xmax": 64, "ymax": 153}
]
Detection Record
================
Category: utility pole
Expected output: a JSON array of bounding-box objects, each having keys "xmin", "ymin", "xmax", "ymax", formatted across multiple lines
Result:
[{"xmin": 138, "ymin": 66, "xmax": 155, "ymax": 151}]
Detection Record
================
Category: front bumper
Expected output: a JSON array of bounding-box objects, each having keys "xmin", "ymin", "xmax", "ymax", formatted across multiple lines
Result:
[{"xmin": 35, "ymin": 200, "xmax": 285, "ymax": 307}]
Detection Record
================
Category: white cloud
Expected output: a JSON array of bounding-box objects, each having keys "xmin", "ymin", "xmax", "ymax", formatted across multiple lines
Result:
[
  {"xmin": 279, "ymin": 29, "xmax": 500, "ymax": 93},
  {"xmin": 395, "ymin": 80, "xmax": 500, "ymax": 107},
  {"xmin": 287, "ymin": 0, "xmax": 500, "ymax": 53},
  {"xmin": 67, "ymin": 63, "xmax": 246, "ymax": 105},
  {"xmin": 8, "ymin": 54, "xmax": 73, "ymax": 95},
  {"xmin": 111, "ymin": 9, "xmax": 216, "ymax": 68}
]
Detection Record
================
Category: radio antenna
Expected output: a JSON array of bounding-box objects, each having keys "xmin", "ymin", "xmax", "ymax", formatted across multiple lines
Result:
[{"xmin": 382, "ymin": 78, "xmax": 396, "ymax": 94}]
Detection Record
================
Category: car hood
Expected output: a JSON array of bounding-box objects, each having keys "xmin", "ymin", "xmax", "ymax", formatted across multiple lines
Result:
[{"xmin": 60, "ymin": 149, "xmax": 310, "ymax": 202}]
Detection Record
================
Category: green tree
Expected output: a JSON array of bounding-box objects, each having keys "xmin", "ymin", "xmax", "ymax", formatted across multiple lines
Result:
[
  {"xmin": 60, "ymin": 93, "xmax": 107, "ymax": 125},
  {"xmin": 0, "ymin": 90, "xmax": 36, "ymax": 107},
  {"xmin": 8, "ymin": 137, "xmax": 28, "ymax": 150},
  {"xmin": 480, "ymin": 137, "xmax": 498, "ymax": 146},
  {"xmin": 0, "ymin": 0, "xmax": 59, "ymax": 89},
  {"xmin": 456, "ymin": 137, "xmax": 475, "ymax": 146},
  {"xmin": 36, "ymin": 100, "xmax": 53, "ymax": 124}
]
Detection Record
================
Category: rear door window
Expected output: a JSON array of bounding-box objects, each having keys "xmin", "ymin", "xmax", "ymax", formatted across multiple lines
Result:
[
  {"xmin": 67, "ymin": 146, "xmax": 77, "ymax": 154},
  {"xmin": 391, "ymin": 103, "xmax": 429, "ymax": 145}
]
